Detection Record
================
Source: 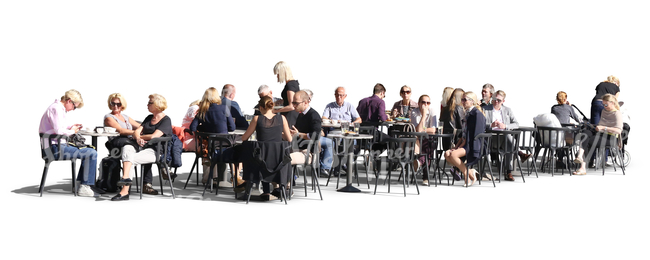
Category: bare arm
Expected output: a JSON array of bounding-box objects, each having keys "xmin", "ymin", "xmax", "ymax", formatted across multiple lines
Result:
[
  {"xmin": 105, "ymin": 116, "xmax": 135, "ymax": 136},
  {"xmin": 273, "ymin": 91, "xmax": 295, "ymax": 113},
  {"xmin": 281, "ymin": 116, "xmax": 292, "ymax": 141},
  {"xmin": 241, "ymin": 116, "xmax": 258, "ymax": 141}
]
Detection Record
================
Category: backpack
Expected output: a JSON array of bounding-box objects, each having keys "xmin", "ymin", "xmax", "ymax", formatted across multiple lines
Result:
[{"xmin": 96, "ymin": 157, "xmax": 122, "ymax": 192}]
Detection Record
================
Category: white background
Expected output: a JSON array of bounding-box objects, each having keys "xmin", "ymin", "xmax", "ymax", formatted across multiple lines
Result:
[{"xmin": 1, "ymin": 1, "xmax": 648, "ymax": 259}]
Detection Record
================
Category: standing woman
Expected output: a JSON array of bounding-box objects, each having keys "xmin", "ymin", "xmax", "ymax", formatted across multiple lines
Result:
[
  {"xmin": 590, "ymin": 75, "xmax": 620, "ymax": 125},
  {"xmin": 39, "ymin": 89, "xmax": 99, "ymax": 197},
  {"xmin": 273, "ymin": 61, "xmax": 300, "ymax": 127},
  {"xmin": 438, "ymin": 87, "xmax": 455, "ymax": 150},
  {"xmin": 111, "ymin": 94, "xmax": 173, "ymax": 201},
  {"xmin": 444, "ymin": 91, "xmax": 486, "ymax": 187}
]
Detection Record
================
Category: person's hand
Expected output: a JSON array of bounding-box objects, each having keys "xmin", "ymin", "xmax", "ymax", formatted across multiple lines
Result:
[
  {"xmin": 136, "ymin": 138, "xmax": 147, "ymax": 147},
  {"xmin": 71, "ymin": 125, "xmax": 81, "ymax": 133},
  {"xmin": 290, "ymin": 126, "xmax": 299, "ymax": 136},
  {"xmin": 596, "ymin": 125, "xmax": 607, "ymax": 132},
  {"xmin": 491, "ymin": 120, "xmax": 505, "ymax": 129},
  {"xmin": 565, "ymin": 100, "xmax": 571, "ymax": 105}
]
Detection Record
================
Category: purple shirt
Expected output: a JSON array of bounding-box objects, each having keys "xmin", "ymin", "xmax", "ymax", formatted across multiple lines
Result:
[
  {"xmin": 357, "ymin": 95, "xmax": 387, "ymax": 122},
  {"xmin": 39, "ymin": 99, "xmax": 75, "ymax": 148}
]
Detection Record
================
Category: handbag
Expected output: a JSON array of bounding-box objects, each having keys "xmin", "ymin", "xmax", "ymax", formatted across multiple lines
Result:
[{"xmin": 68, "ymin": 133, "xmax": 95, "ymax": 149}]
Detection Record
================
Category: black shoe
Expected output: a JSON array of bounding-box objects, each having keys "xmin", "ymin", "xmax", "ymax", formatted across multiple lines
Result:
[
  {"xmin": 90, "ymin": 185, "xmax": 106, "ymax": 195},
  {"xmin": 111, "ymin": 193, "xmax": 129, "ymax": 201},
  {"xmin": 117, "ymin": 178, "xmax": 132, "ymax": 185},
  {"xmin": 161, "ymin": 169, "xmax": 177, "ymax": 181},
  {"xmin": 271, "ymin": 188, "xmax": 282, "ymax": 198},
  {"xmin": 320, "ymin": 169, "xmax": 330, "ymax": 178},
  {"xmin": 234, "ymin": 182, "xmax": 246, "ymax": 193}
]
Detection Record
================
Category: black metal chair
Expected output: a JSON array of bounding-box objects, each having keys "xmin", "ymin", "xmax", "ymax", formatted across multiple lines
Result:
[
  {"xmin": 201, "ymin": 134, "xmax": 236, "ymax": 197},
  {"xmin": 39, "ymin": 133, "xmax": 78, "ymax": 197},
  {"xmin": 536, "ymin": 126, "xmax": 575, "ymax": 176},
  {"xmin": 292, "ymin": 133, "xmax": 323, "ymax": 200},
  {"xmin": 516, "ymin": 127, "xmax": 539, "ymax": 178},
  {"xmin": 373, "ymin": 137, "xmax": 419, "ymax": 197},
  {"xmin": 490, "ymin": 129, "xmax": 525, "ymax": 182},
  {"xmin": 450, "ymin": 132, "xmax": 495, "ymax": 188},
  {"xmin": 427, "ymin": 133, "xmax": 455, "ymax": 186},
  {"xmin": 393, "ymin": 131, "xmax": 430, "ymax": 186},
  {"xmin": 137, "ymin": 136, "xmax": 174, "ymax": 199},
  {"xmin": 593, "ymin": 132, "xmax": 626, "ymax": 176},
  {"xmin": 241, "ymin": 141, "xmax": 293, "ymax": 204}
]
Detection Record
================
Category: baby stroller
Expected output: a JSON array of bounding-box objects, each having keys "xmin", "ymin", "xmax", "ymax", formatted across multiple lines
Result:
[{"xmin": 571, "ymin": 104, "xmax": 630, "ymax": 167}]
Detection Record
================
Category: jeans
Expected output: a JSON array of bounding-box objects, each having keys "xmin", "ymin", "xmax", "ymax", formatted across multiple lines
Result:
[
  {"xmin": 48, "ymin": 144, "xmax": 97, "ymax": 185},
  {"xmin": 320, "ymin": 136, "xmax": 333, "ymax": 170},
  {"xmin": 590, "ymin": 100, "xmax": 604, "ymax": 125}
]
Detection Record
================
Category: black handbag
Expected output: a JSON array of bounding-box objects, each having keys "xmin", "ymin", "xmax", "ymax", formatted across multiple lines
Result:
[{"xmin": 105, "ymin": 136, "xmax": 139, "ymax": 157}]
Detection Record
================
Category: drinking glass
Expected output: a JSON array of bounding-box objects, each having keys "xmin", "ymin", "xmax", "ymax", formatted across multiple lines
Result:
[
  {"xmin": 353, "ymin": 122, "xmax": 360, "ymax": 134},
  {"xmin": 341, "ymin": 121, "xmax": 350, "ymax": 134}
]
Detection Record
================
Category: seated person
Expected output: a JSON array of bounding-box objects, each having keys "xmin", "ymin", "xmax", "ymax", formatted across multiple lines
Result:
[
  {"xmin": 391, "ymin": 85, "xmax": 418, "ymax": 118},
  {"xmin": 444, "ymin": 92, "xmax": 486, "ymax": 187},
  {"xmin": 112, "ymin": 94, "xmax": 173, "ymax": 201},
  {"xmin": 322, "ymin": 87, "xmax": 361, "ymax": 176},
  {"xmin": 39, "ymin": 89, "xmax": 100, "ymax": 197},
  {"xmin": 104, "ymin": 93, "xmax": 142, "ymax": 156},
  {"xmin": 253, "ymin": 84, "xmax": 283, "ymax": 115},
  {"xmin": 173, "ymin": 100, "xmax": 199, "ymax": 151},
  {"xmin": 221, "ymin": 84, "xmax": 249, "ymax": 130},
  {"xmin": 573, "ymin": 94, "xmax": 623, "ymax": 175},
  {"xmin": 189, "ymin": 87, "xmax": 238, "ymax": 186},
  {"xmin": 410, "ymin": 95, "xmax": 438, "ymax": 185},
  {"xmin": 290, "ymin": 90, "xmax": 325, "ymax": 165},
  {"xmin": 483, "ymin": 90, "xmax": 529, "ymax": 181},
  {"xmin": 551, "ymin": 91, "xmax": 581, "ymax": 124}
]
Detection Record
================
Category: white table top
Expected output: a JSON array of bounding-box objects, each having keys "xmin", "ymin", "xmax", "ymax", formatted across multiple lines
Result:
[
  {"xmin": 79, "ymin": 130, "xmax": 120, "ymax": 137},
  {"xmin": 327, "ymin": 133, "xmax": 374, "ymax": 139}
]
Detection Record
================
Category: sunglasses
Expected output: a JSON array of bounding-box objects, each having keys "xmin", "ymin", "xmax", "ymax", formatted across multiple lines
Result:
[
  {"xmin": 461, "ymin": 98, "xmax": 469, "ymax": 102},
  {"xmin": 492, "ymin": 98, "xmax": 503, "ymax": 103},
  {"xmin": 420, "ymin": 101, "xmax": 431, "ymax": 105},
  {"xmin": 291, "ymin": 101, "xmax": 303, "ymax": 106},
  {"xmin": 147, "ymin": 102, "xmax": 154, "ymax": 105},
  {"xmin": 111, "ymin": 102, "xmax": 122, "ymax": 107},
  {"xmin": 401, "ymin": 90, "xmax": 411, "ymax": 94}
]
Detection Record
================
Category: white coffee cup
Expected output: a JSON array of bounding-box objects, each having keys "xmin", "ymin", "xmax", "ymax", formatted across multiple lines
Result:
[
  {"xmin": 104, "ymin": 127, "xmax": 116, "ymax": 133},
  {"xmin": 96, "ymin": 128, "xmax": 104, "ymax": 134}
]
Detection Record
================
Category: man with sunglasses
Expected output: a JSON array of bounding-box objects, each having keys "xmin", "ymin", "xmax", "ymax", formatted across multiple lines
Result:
[
  {"xmin": 290, "ymin": 90, "xmax": 323, "ymax": 159},
  {"xmin": 483, "ymin": 90, "xmax": 529, "ymax": 181}
]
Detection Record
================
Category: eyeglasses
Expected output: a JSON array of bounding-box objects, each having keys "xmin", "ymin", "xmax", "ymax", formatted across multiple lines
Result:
[
  {"xmin": 291, "ymin": 101, "xmax": 303, "ymax": 106},
  {"xmin": 401, "ymin": 90, "xmax": 411, "ymax": 94},
  {"xmin": 461, "ymin": 98, "xmax": 469, "ymax": 102},
  {"xmin": 492, "ymin": 98, "xmax": 503, "ymax": 103},
  {"xmin": 147, "ymin": 102, "xmax": 154, "ymax": 105},
  {"xmin": 420, "ymin": 101, "xmax": 431, "ymax": 105},
  {"xmin": 72, "ymin": 101, "xmax": 77, "ymax": 110},
  {"xmin": 334, "ymin": 94, "xmax": 346, "ymax": 97},
  {"xmin": 111, "ymin": 102, "xmax": 122, "ymax": 107}
]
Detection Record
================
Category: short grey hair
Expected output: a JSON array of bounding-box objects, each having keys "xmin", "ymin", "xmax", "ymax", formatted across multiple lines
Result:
[
  {"xmin": 222, "ymin": 84, "xmax": 235, "ymax": 97},
  {"xmin": 303, "ymin": 89, "xmax": 313, "ymax": 101},
  {"xmin": 257, "ymin": 85, "xmax": 271, "ymax": 95},
  {"xmin": 482, "ymin": 83, "xmax": 495, "ymax": 95}
]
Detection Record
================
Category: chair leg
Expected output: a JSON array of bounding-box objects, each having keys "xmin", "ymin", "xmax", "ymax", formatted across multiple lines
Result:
[
  {"xmin": 183, "ymin": 157, "xmax": 198, "ymax": 189},
  {"xmin": 401, "ymin": 163, "xmax": 407, "ymax": 197},
  {"xmin": 163, "ymin": 165, "xmax": 176, "ymax": 199},
  {"xmin": 140, "ymin": 165, "xmax": 145, "ymax": 199},
  {"xmin": 373, "ymin": 160, "xmax": 381, "ymax": 195},
  {"xmin": 202, "ymin": 162, "xmax": 215, "ymax": 197},
  {"xmin": 411, "ymin": 163, "xmax": 419, "ymax": 195},
  {"xmin": 39, "ymin": 162, "xmax": 51, "ymax": 197},
  {"xmin": 71, "ymin": 160, "xmax": 77, "ymax": 196},
  {"xmin": 245, "ymin": 181, "xmax": 253, "ymax": 204}
]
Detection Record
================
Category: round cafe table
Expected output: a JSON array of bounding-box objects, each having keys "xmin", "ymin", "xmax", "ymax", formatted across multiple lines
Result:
[
  {"xmin": 78, "ymin": 130, "xmax": 119, "ymax": 150},
  {"xmin": 327, "ymin": 133, "xmax": 374, "ymax": 192}
]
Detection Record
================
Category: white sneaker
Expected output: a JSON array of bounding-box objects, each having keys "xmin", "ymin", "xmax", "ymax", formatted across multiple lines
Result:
[
  {"xmin": 606, "ymin": 161, "xmax": 613, "ymax": 167},
  {"xmin": 77, "ymin": 184, "xmax": 99, "ymax": 197}
]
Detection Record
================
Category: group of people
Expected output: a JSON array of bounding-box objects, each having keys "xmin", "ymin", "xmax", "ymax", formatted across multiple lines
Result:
[{"xmin": 39, "ymin": 60, "xmax": 627, "ymax": 200}]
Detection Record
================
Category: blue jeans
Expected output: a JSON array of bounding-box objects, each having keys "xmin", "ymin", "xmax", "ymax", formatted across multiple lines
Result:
[
  {"xmin": 590, "ymin": 100, "xmax": 604, "ymax": 125},
  {"xmin": 48, "ymin": 144, "xmax": 97, "ymax": 185},
  {"xmin": 320, "ymin": 136, "xmax": 333, "ymax": 170}
]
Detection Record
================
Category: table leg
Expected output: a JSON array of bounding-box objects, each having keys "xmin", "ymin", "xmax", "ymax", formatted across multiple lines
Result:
[{"xmin": 338, "ymin": 138, "xmax": 361, "ymax": 192}]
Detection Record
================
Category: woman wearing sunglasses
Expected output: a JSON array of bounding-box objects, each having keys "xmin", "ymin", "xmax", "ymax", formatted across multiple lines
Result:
[
  {"xmin": 410, "ymin": 95, "xmax": 438, "ymax": 185},
  {"xmin": 391, "ymin": 85, "xmax": 418, "ymax": 118},
  {"xmin": 104, "ymin": 93, "xmax": 142, "ymax": 138}
]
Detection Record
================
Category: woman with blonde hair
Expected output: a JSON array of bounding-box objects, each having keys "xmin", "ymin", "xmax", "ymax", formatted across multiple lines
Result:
[
  {"xmin": 273, "ymin": 61, "xmax": 300, "ymax": 127},
  {"xmin": 551, "ymin": 91, "xmax": 581, "ymax": 124},
  {"xmin": 189, "ymin": 88, "xmax": 238, "ymax": 186},
  {"xmin": 591, "ymin": 75, "xmax": 620, "ymax": 125},
  {"xmin": 573, "ymin": 94, "xmax": 623, "ymax": 175},
  {"xmin": 39, "ymin": 89, "xmax": 100, "ymax": 197},
  {"xmin": 439, "ymin": 88, "xmax": 464, "ymax": 150},
  {"xmin": 112, "ymin": 94, "xmax": 173, "ymax": 200},
  {"xmin": 391, "ymin": 85, "xmax": 418, "ymax": 118},
  {"xmin": 444, "ymin": 91, "xmax": 485, "ymax": 187},
  {"xmin": 440, "ymin": 87, "xmax": 454, "ymax": 110},
  {"xmin": 104, "ymin": 93, "xmax": 142, "ymax": 156}
]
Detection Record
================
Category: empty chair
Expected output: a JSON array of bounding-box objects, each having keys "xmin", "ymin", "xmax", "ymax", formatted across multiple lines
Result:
[{"xmin": 373, "ymin": 137, "xmax": 419, "ymax": 197}]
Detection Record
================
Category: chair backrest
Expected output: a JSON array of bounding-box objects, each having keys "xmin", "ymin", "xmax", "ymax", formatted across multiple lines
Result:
[
  {"xmin": 242, "ymin": 140, "xmax": 292, "ymax": 185},
  {"xmin": 146, "ymin": 136, "xmax": 172, "ymax": 165},
  {"xmin": 515, "ymin": 127, "xmax": 537, "ymax": 150},
  {"xmin": 536, "ymin": 126, "xmax": 567, "ymax": 148},
  {"xmin": 490, "ymin": 130, "xmax": 522, "ymax": 154},
  {"xmin": 466, "ymin": 132, "xmax": 493, "ymax": 167},
  {"xmin": 39, "ymin": 133, "xmax": 70, "ymax": 161},
  {"xmin": 385, "ymin": 137, "xmax": 417, "ymax": 162},
  {"xmin": 207, "ymin": 134, "xmax": 234, "ymax": 162}
]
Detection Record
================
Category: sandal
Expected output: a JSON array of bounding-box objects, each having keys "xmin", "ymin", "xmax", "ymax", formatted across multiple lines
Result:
[
  {"xmin": 572, "ymin": 170, "xmax": 587, "ymax": 175},
  {"xmin": 573, "ymin": 157, "xmax": 584, "ymax": 164}
]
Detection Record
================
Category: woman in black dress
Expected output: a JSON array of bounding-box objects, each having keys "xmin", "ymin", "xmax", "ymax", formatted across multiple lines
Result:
[
  {"xmin": 273, "ymin": 61, "xmax": 300, "ymax": 127},
  {"xmin": 590, "ymin": 75, "xmax": 620, "ymax": 125},
  {"xmin": 242, "ymin": 96, "xmax": 292, "ymax": 200}
]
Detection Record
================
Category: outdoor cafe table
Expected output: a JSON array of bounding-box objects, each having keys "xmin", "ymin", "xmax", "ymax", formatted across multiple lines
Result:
[
  {"xmin": 326, "ymin": 133, "xmax": 374, "ymax": 192},
  {"xmin": 78, "ymin": 130, "xmax": 119, "ymax": 150}
]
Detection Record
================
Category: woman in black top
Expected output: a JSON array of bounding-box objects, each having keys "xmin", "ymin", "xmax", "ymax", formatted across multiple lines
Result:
[
  {"xmin": 112, "ymin": 94, "xmax": 172, "ymax": 201},
  {"xmin": 273, "ymin": 61, "xmax": 300, "ymax": 127},
  {"xmin": 590, "ymin": 75, "xmax": 620, "ymax": 125},
  {"xmin": 242, "ymin": 96, "xmax": 292, "ymax": 199}
]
